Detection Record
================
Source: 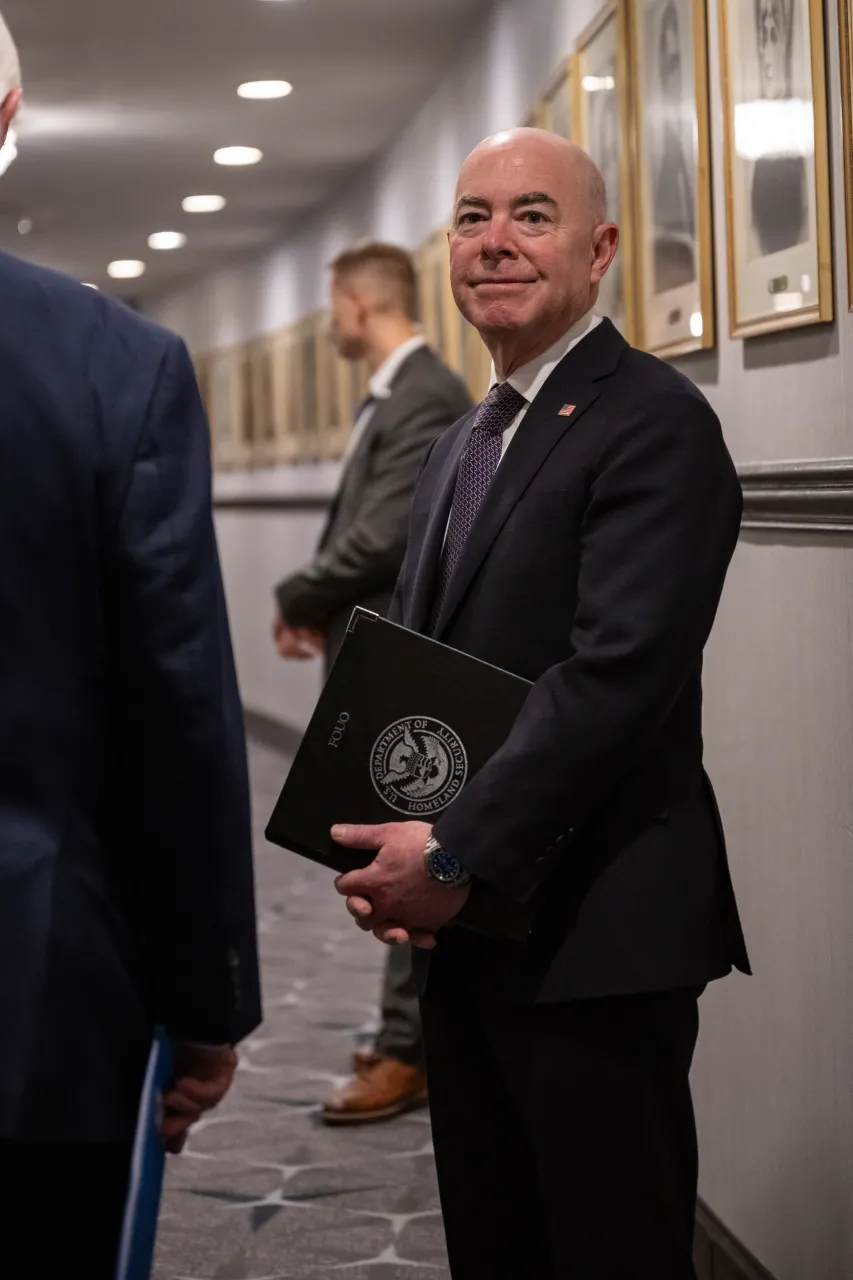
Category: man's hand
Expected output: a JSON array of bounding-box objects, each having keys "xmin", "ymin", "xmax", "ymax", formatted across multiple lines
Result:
[
  {"xmin": 332, "ymin": 821, "xmax": 471, "ymax": 949},
  {"xmin": 273, "ymin": 612, "xmax": 325, "ymax": 660},
  {"xmin": 160, "ymin": 1043, "xmax": 238, "ymax": 1155}
]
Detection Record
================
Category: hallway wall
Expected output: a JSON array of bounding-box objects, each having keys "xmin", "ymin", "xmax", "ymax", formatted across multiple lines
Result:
[{"xmin": 151, "ymin": 1, "xmax": 853, "ymax": 1276}]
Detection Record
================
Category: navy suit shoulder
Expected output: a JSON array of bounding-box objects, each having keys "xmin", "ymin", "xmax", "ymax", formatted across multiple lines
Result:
[{"xmin": 0, "ymin": 251, "xmax": 259, "ymax": 1142}]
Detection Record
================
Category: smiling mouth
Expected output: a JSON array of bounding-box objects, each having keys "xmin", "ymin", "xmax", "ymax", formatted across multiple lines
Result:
[{"xmin": 470, "ymin": 279, "xmax": 536, "ymax": 288}]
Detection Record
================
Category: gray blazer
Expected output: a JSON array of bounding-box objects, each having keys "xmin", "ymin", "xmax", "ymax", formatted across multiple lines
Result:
[{"xmin": 276, "ymin": 344, "xmax": 472, "ymax": 660}]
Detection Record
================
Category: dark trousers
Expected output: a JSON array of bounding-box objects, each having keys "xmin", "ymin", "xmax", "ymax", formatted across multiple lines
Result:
[
  {"xmin": 374, "ymin": 942, "xmax": 423, "ymax": 1067},
  {"xmin": 420, "ymin": 965, "xmax": 702, "ymax": 1279},
  {"xmin": 0, "ymin": 1141, "xmax": 132, "ymax": 1278}
]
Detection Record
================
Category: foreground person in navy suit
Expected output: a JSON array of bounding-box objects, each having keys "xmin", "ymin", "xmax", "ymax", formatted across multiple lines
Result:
[
  {"xmin": 332, "ymin": 129, "xmax": 750, "ymax": 1277},
  {"xmin": 0, "ymin": 16, "xmax": 260, "ymax": 1275}
]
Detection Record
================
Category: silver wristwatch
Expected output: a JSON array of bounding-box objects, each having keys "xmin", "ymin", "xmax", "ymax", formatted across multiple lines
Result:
[{"xmin": 424, "ymin": 833, "xmax": 472, "ymax": 889}]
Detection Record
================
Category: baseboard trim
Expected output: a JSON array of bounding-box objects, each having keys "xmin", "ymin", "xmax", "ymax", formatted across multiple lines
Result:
[
  {"xmin": 244, "ymin": 708, "xmax": 305, "ymax": 757},
  {"xmin": 694, "ymin": 1200, "xmax": 778, "ymax": 1280}
]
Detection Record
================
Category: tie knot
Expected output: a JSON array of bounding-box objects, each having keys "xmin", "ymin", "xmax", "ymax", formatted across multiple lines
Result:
[{"xmin": 474, "ymin": 381, "xmax": 526, "ymax": 436}]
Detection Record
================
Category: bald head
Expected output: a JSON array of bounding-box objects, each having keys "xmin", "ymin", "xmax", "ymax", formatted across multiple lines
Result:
[
  {"xmin": 458, "ymin": 129, "xmax": 607, "ymax": 232},
  {"xmin": 448, "ymin": 127, "xmax": 619, "ymax": 376}
]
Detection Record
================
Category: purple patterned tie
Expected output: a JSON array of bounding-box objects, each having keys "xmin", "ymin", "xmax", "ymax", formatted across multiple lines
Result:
[{"xmin": 429, "ymin": 380, "xmax": 527, "ymax": 631}]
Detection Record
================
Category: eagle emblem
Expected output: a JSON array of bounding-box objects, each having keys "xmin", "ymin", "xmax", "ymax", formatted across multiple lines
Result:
[{"xmin": 371, "ymin": 717, "xmax": 468, "ymax": 816}]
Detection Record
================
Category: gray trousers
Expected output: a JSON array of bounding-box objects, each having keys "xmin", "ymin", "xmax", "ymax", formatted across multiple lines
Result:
[
  {"xmin": 374, "ymin": 943, "xmax": 423, "ymax": 1066},
  {"xmin": 323, "ymin": 644, "xmax": 423, "ymax": 1069}
]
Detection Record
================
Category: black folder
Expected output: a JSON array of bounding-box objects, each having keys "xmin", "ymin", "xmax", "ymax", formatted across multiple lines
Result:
[{"xmin": 265, "ymin": 608, "xmax": 532, "ymax": 874}]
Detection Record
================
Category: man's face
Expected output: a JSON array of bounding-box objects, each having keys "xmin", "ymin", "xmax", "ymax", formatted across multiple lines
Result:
[
  {"xmin": 448, "ymin": 138, "xmax": 609, "ymax": 344},
  {"xmin": 330, "ymin": 280, "xmax": 366, "ymax": 361}
]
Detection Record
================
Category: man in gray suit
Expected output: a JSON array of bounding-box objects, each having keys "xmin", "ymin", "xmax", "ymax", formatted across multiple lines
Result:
[{"xmin": 274, "ymin": 242, "xmax": 471, "ymax": 1122}]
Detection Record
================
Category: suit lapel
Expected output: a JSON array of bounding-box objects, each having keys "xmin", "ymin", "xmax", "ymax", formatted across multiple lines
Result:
[
  {"xmin": 432, "ymin": 319, "xmax": 626, "ymax": 638},
  {"xmin": 408, "ymin": 411, "xmax": 476, "ymax": 632}
]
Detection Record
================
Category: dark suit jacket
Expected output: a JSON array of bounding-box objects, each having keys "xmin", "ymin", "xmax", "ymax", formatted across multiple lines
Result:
[
  {"xmin": 276, "ymin": 345, "xmax": 471, "ymax": 661},
  {"xmin": 391, "ymin": 319, "xmax": 750, "ymax": 1003},
  {"xmin": 0, "ymin": 252, "xmax": 261, "ymax": 1141}
]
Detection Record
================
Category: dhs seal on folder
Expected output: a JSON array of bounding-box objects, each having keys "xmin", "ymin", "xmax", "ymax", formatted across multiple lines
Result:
[{"xmin": 265, "ymin": 609, "xmax": 532, "ymax": 874}]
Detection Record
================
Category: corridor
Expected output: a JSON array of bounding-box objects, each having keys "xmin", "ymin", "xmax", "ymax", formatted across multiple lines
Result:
[{"xmin": 154, "ymin": 742, "xmax": 449, "ymax": 1279}]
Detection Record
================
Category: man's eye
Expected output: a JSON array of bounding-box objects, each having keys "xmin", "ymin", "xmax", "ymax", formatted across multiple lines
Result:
[
  {"xmin": 458, "ymin": 212, "xmax": 485, "ymax": 225},
  {"xmin": 521, "ymin": 211, "xmax": 546, "ymax": 224}
]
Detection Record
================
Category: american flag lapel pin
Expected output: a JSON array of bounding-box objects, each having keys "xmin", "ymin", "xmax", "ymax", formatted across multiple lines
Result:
[{"xmin": 558, "ymin": 404, "xmax": 576, "ymax": 418}]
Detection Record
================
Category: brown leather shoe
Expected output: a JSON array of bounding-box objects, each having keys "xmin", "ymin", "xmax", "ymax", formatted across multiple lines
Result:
[
  {"xmin": 323, "ymin": 1055, "xmax": 428, "ymax": 1125},
  {"xmin": 352, "ymin": 1045, "xmax": 380, "ymax": 1076}
]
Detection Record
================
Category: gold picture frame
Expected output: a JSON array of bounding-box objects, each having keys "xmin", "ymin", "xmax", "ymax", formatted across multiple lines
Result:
[
  {"xmin": 718, "ymin": 0, "xmax": 832, "ymax": 337},
  {"xmin": 541, "ymin": 55, "xmax": 578, "ymax": 140},
  {"xmin": 522, "ymin": 102, "xmax": 547, "ymax": 128},
  {"xmin": 461, "ymin": 320, "xmax": 493, "ymax": 402},
  {"xmin": 417, "ymin": 228, "xmax": 460, "ymax": 372},
  {"xmin": 249, "ymin": 336, "xmax": 278, "ymax": 467},
  {"xmin": 838, "ymin": 0, "xmax": 853, "ymax": 310},
  {"xmin": 206, "ymin": 346, "xmax": 243, "ymax": 471},
  {"xmin": 576, "ymin": 0, "xmax": 638, "ymax": 344},
  {"xmin": 631, "ymin": 0, "xmax": 715, "ymax": 357}
]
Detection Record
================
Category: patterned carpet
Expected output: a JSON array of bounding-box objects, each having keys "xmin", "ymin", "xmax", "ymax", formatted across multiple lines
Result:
[{"xmin": 154, "ymin": 740, "xmax": 449, "ymax": 1280}]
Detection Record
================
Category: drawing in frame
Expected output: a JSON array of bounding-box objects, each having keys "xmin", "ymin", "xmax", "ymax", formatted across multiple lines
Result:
[
  {"xmin": 839, "ymin": 0, "xmax": 853, "ymax": 310},
  {"xmin": 542, "ymin": 55, "xmax": 577, "ymax": 140},
  {"xmin": 576, "ymin": 0, "xmax": 637, "ymax": 343},
  {"xmin": 631, "ymin": 0, "xmax": 715, "ymax": 356},
  {"xmin": 718, "ymin": 0, "xmax": 832, "ymax": 337}
]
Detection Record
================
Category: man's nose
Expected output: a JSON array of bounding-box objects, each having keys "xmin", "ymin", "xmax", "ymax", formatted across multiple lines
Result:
[{"xmin": 480, "ymin": 215, "xmax": 518, "ymax": 259}]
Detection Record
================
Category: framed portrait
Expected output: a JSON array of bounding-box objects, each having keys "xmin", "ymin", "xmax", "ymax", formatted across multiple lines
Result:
[
  {"xmin": 631, "ymin": 0, "xmax": 715, "ymax": 356},
  {"xmin": 234, "ymin": 343, "xmax": 256, "ymax": 468},
  {"xmin": 416, "ymin": 228, "xmax": 463, "ymax": 372},
  {"xmin": 718, "ymin": 0, "xmax": 832, "ymax": 337},
  {"xmin": 838, "ymin": 0, "xmax": 853, "ymax": 310},
  {"xmin": 576, "ymin": 0, "xmax": 637, "ymax": 342},
  {"xmin": 300, "ymin": 314, "xmax": 324, "ymax": 463},
  {"xmin": 206, "ymin": 347, "xmax": 241, "ymax": 471},
  {"xmin": 270, "ymin": 327, "xmax": 302, "ymax": 466},
  {"xmin": 461, "ymin": 320, "xmax": 493, "ymax": 403},
  {"xmin": 249, "ymin": 336, "xmax": 277, "ymax": 467},
  {"xmin": 541, "ymin": 56, "xmax": 577, "ymax": 140},
  {"xmin": 522, "ymin": 102, "xmax": 547, "ymax": 128}
]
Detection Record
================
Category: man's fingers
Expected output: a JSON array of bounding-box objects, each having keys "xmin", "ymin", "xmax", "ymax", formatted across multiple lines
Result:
[
  {"xmin": 162, "ymin": 1089, "xmax": 205, "ymax": 1118},
  {"xmin": 171, "ymin": 1078, "xmax": 233, "ymax": 1110},
  {"xmin": 166, "ymin": 1131, "xmax": 189, "ymax": 1155},
  {"xmin": 373, "ymin": 923, "xmax": 410, "ymax": 946},
  {"xmin": 345, "ymin": 895, "xmax": 374, "ymax": 923},
  {"xmin": 331, "ymin": 823, "xmax": 388, "ymax": 851},
  {"xmin": 410, "ymin": 931, "xmax": 438, "ymax": 950}
]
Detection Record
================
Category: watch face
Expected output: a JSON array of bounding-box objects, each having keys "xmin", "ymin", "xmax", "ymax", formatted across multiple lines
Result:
[{"xmin": 430, "ymin": 849, "xmax": 462, "ymax": 883}]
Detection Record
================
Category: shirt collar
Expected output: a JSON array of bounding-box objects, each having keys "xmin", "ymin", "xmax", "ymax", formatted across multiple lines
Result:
[
  {"xmin": 489, "ymin": 309, "xmax": 602, "ymax": 405},
  {"xmin": 369, "ymin": 333, "xmax": 427, "ymax": 400}
]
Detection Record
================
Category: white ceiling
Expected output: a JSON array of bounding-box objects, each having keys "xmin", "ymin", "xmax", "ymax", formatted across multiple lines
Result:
[{"xmin": 0, "ymin": 0, "xmax": 492, "ymax": 301}]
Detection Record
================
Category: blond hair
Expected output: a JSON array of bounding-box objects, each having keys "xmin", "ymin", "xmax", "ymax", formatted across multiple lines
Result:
[
  {"xmin": 0, "ymin": 11, "xmax": 20, "ymax": 99},
  {"xmin": 330, "ymin": 242, "xmax": 419, "ymax": 321}
]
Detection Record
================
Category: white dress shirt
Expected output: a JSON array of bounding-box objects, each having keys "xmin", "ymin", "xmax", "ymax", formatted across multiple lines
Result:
[
  {"xmin": 441, "ymin": 310, "xmax": 602, "ymax": 548},
  {"xmin": 341, "ymin": 333, "xmax": 427, "ymax": 464},
  {"xmin": 490, "ymin": 308, "xmax": 602, "ymax": 464}
]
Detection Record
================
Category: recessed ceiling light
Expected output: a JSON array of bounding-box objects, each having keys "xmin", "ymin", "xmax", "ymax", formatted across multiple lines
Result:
[
  {"xmin": 238, "ymin": 80, "xmax": 293, "ymax": 100},
  {"xmin": 107, "ymin": 260, "xmax": 146, "ymax": 280},
  {"xmin": 148, "ymin": 231, "xmax": 187, "ymax": 251},
  {"xmin": 214, "ymin": 146, "xmax": 263, "ymax": 166},
  {"xmin": 182, "ymin": 194, "xmax": 226, "ymax": 213}
]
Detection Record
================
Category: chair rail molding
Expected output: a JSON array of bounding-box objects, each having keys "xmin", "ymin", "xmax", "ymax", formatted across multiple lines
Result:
[{"xmin": 738, "ymin": 458, "xmax": 853, "ymax": 533}]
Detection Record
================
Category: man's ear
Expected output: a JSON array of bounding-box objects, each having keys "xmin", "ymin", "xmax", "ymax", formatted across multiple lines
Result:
[{"xmin": 0, "ymin": 88, "xmax": 21, "ymax": 144}]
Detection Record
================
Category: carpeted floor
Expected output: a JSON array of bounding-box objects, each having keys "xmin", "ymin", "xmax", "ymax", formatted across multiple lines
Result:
[{"xmin": 154, "ymin": 740, "xmax": 449, "ymax": 1280}]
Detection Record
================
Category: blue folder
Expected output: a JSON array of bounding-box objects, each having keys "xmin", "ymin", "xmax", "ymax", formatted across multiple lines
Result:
[{"xmin": 115, "ymin": 1029, "xmax": 174, "ymax": 1280}]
